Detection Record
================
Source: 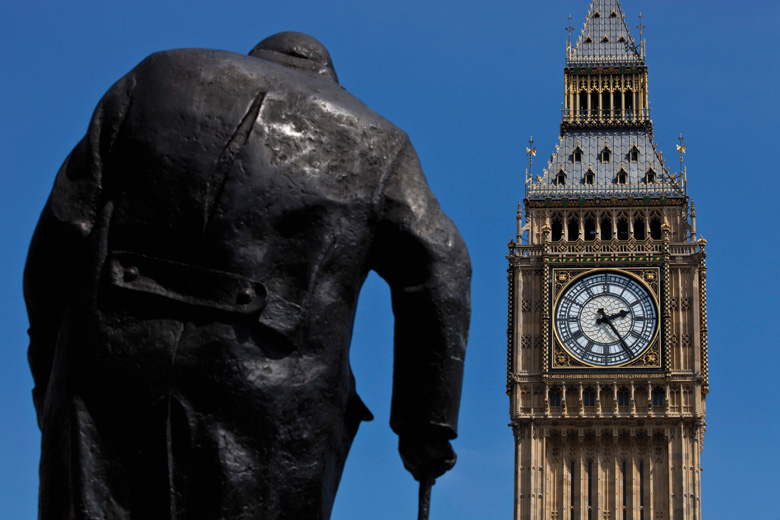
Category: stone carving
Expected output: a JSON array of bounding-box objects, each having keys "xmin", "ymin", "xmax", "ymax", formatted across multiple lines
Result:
[{"xmin": 24, "ymin": 32, "xmax": 471, "ymax": 519}]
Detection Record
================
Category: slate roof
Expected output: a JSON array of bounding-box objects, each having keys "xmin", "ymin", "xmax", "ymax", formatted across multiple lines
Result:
[
  {"xmin": 569, "ymin": 0, "xmax": 643, "ymax": 66},
  {"xmin": 527, "ymin": 128, "xmax": 685, "ymax": 200}
]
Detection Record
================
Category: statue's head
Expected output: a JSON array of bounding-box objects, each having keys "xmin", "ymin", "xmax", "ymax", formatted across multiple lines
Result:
[{"xmin": 249, "ymin": 32, "xmax": 338, "ymax": 83}]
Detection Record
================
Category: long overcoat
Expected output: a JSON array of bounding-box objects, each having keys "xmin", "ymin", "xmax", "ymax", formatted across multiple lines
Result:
[{"xmin": 25, "ymin": 37, "xmax": 470, "ymax": 519}]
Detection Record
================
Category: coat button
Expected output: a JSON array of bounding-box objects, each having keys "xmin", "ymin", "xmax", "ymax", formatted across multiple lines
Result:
[
  {"xmin": 236, "ymin": 288, "xmax": 254, "ymax": 305},
  {"xmin": 123, "ymin": 266, "xmax": 139, "ymax": 282}
]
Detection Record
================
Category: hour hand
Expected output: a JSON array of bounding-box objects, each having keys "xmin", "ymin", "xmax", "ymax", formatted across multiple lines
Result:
[{"xmin": 607, "ymin": 309, "xmax": 629, "ymax": 321}]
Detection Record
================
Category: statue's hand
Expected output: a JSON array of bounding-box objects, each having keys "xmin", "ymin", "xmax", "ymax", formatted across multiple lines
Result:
[{"xmin": 398, "ymin": 432, "xmax": 457, "ymax": 481}]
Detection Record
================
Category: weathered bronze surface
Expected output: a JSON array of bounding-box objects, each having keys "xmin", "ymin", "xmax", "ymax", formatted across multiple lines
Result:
[{"xmin": 24, "ymin": 32, "xmax": 470, "ymax": 519}]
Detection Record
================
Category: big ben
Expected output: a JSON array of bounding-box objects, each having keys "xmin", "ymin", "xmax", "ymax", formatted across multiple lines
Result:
[{"xmin": 507, "ymin": 1, "xmax": 707, "ymax": 519}]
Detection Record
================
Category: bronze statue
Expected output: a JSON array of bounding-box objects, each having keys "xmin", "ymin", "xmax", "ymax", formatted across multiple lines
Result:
[{"xmin": 24, "ymin": 32, "xmax": 470, "ymax": 519}]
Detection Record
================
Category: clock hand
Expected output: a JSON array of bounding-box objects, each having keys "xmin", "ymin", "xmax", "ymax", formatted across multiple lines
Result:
[
  {"xmin": 596, "ymin": 309, "xmax": 633, "ymax": 357},
  {"xmin": 607, "ymin": 309, "xmax": 630, "ymax": 321},
  {"xmin": 606, "ymin": 320, "xmax": 632, "ymax": 357}
]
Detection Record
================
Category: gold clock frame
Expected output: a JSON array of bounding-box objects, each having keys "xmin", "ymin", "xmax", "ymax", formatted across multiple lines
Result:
[{"xmin": 550, "ymin": 267, "xmax": 662, "ymax": 370}]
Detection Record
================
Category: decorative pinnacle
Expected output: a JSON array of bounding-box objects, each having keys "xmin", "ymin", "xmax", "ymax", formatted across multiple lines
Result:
[
  {"xmin": 637, "ymin": 12, "xmax": 645, "ymax": 42},
  {"xmin": 565, "ymin": 14, "xmax": 574, "ymax": 54},
  {"xmin": 676, "ymin": 133, "xmax": 686, "ymax": 183},
  {"xmin": 526, "ymin": 136, "xmax": 536, "ymax": 177}
]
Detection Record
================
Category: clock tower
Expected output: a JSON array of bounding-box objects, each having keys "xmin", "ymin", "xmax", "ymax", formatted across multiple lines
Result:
[{"xmin": 507, "ymin": 2, "xmax": 708, "ymax": 519}]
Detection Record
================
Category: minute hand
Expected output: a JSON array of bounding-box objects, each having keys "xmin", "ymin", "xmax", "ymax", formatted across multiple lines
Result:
[{"xmin": 597, "ymin": 309, "xmax": 633, "ymax": 357}]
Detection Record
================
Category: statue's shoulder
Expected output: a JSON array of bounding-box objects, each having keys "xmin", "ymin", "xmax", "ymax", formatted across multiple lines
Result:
[
  {"xmin": 133, "ymin": 48, "xmax": 274, "ymax": 82},
  {"xmin": 113, "ymin": 47, "xmax": 407, "ymax": 151}
]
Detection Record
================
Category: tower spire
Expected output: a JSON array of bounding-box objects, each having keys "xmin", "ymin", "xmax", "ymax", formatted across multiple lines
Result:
[
  {"xmin": 570, "ymin": 0, "xmax": 643, "ymax": 66},
  {"xmin": 531, "ymin": 0, "xmax": 684, "ymax": 200}
]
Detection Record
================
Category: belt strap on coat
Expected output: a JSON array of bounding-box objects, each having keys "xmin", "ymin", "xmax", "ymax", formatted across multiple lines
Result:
[{"xmin": 106, "ymin": 251, "xmax": 303, "ymax": 337}]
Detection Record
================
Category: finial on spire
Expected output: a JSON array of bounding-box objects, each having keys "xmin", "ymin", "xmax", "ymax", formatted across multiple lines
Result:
[
  {"xmin": 637, "ymin": 12, "xmax": 645, "ymax": 40},
  {"xmin": 676, "ymin": 133, "xmax": 686, "ymax": 170},
  {"xmin": 565, "ymin": 14, "xmax": 574, "ymax": 57},
  {"xmin": 526, "ymin": 136, "xmax": 536, "ymax": 177},
  {"xmin": 677, "ymin": 133, "xmax": 687, "ymax": 190}
]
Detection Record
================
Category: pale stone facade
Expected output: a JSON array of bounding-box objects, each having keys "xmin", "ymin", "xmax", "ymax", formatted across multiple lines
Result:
[{"xmin": 507, "ymin": 2, "xmax": 707, "ymax": 519}]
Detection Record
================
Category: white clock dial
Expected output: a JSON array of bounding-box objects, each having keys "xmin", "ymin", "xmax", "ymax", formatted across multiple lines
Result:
[{"xmin": 554, "ymin": 271, "xmax": 658, "ymax": 367}]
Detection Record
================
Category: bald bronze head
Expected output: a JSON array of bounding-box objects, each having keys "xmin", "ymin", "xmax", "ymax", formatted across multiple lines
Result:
[{"xmin": 249, "ymin": 31, "xmax": 338, "ymax": 83}]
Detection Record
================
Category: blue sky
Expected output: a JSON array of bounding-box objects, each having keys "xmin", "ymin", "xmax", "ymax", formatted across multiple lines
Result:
[{"xmin": 2, "ymin": 1, "xmax": 779, "ymax": 518}]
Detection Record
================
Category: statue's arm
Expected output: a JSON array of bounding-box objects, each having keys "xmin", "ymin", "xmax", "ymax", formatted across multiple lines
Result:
[
  {"xmin": 24, "ymin": 76, "xmax": 132, "ymax": 428},
  {"xmin": 371, "ymin": 135, "xmax": 471, "ymax": 477},
  {"xmin": 24, "ymin": 138, "xmax": 99, "ymax": 427}
]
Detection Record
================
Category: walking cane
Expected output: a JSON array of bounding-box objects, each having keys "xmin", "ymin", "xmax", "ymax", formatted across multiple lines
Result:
[{"xmin": 417, "ymin": 475, "xmax": 435, "ymax": 520}]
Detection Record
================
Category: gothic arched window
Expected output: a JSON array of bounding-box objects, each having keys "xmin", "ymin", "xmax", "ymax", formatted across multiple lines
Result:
[
  {"xmin": 549, "ymin": 387, "xmax": 562, "ymax": 407},
  {"xmin": 650, "ymin": 216, "xmax": 662, "ymax": 239},
  {"xmin": 552, "ymin": 217, "xmax": 564, "ymax": 242},
  {"xmin": 583, "ymin": 388, "xmax": 596, "ymax": 407},
  {"xmin": 652, "ymin": 387, "xmax": 665, "ymax": 407},
  {"xmin": 618, "ymin": 388, "xmax": 630, "ymax": 407}
]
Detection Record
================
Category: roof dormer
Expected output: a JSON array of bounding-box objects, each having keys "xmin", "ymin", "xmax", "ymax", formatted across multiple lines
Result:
[
  {"xmin": 584, "ymin": 167, "xmax": 595, "ymax": 185},
  {"xmin": 573, "ymin": 143, "xmax": 584, "ymax": 164},
  {"xmin": 629, "ymin": 143, "xmax": 641, "ymax": 162}
]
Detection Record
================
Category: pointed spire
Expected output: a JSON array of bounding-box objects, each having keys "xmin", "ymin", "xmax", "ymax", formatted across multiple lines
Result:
[{"xmin": 570, "ymin": 0, "xmax": 643, "ymax": 66}]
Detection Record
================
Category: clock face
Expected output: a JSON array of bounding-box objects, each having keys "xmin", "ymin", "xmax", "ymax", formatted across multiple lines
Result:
[{"xmin": 554, "ymin": 271, "xmax": 658, "ymax": 367}]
